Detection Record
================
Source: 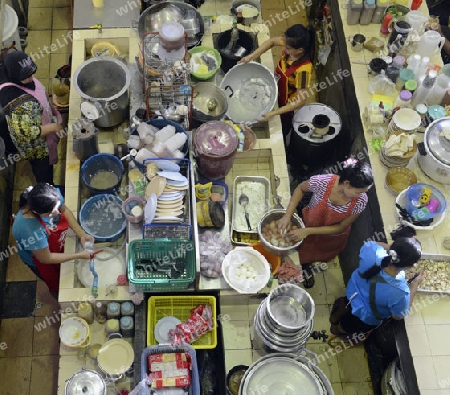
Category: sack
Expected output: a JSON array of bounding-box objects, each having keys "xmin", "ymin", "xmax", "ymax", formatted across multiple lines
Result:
[{"xmin": 329, "ymin": 296, "xmax": 350, "ymax": 325}]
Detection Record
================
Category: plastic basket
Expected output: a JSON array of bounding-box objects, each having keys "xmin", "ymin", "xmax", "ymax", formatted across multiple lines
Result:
[
  {"xmin": 147, "ymin": 295, "xmax": 217, "ymax": 349},
  {"xmin": 127, "ymin": 239, "xmax": 195, "ymax": 291},
  {"xmin": 140, "ymin": 344, "xmax": 200, "ymax": 395},
  {"xmin": 405, "ymin": 183, "xmax": 447, "ymax": 221}
]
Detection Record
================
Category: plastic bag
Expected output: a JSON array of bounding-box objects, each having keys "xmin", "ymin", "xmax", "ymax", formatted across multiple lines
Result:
[
  {"xmin": 128, "ymin": 378, "xmax": 151, "ymax": 395},
  {"xmin": 367, "ymin": 71, "xmax": 396, "ymax": 96},
  {"xmin": 199, "ymin": 231, "xmax": 232, "ymax": 278}
]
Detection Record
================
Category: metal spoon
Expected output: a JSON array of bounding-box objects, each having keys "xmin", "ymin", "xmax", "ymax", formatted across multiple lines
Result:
[{"xmin": 239, "ymin": 193, "xmax": 252, "ymax": 231}]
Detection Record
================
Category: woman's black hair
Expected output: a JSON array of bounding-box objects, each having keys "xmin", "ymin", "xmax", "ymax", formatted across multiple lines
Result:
[
  {"xmin": 360, "ymin": 236, "xmax": 422, "ymax": 280},
  {"xmin": 284, "ymin": 24, "xmax": 315, "ymax": 60},
  {"xmin": 338, "ymin": 160, "xmax": 374, "ymax": 189},
  {"xmin": 20, "ymin": 184, "xmax": 60, "ymax": 214}
]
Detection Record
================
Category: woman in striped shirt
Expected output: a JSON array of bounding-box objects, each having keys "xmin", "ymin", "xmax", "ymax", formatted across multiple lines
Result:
[{"xmin": 278, "ymin": 159, "xmax": 374, "ymax": 288}]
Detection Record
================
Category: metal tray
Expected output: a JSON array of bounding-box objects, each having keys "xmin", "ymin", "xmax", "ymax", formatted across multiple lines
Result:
[
  {"xmin": 406, "ymin": 253, "xmax": 450, "ymax": 294},
  {"xmin": 231, "ymin": 176, "xmax": 271, "ymax": 235}
]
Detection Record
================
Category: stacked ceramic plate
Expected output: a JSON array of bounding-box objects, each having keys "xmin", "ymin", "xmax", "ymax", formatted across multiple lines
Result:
[
  {"xmin": 144, "ymin": 160, "xmax": 189, "ymax": 223},
  {"xmin": 253, "ymin": 284, "xmax": 315, "ymax": 354},
  {"xmin": 387, "ymin": 108, "xmax": 422, "ymax": 134},
  {"xmin": 239, "ymin": 353, "xmax": 333, "ymax": 395}
]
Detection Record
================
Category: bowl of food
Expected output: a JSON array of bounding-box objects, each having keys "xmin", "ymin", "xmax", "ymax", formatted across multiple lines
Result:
[
  {"xmin": 257, "ymin": 209, "xmax": 305, "ymax": 256},
  {"xmin": 189, "ymin": 46, "xmax": 222, "ymax": 80}
]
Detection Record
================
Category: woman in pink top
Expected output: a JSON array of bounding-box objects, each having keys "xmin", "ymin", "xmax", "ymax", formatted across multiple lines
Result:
[{"xmin": 278, "ymin": 159, "xmax": 374, "ymax": 288}]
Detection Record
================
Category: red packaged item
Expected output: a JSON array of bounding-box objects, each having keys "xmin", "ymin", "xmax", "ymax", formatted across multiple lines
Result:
[
  {"xmin": 152, "ymin": 376, "xmax": 190, "ymax": 388},
  {"xmin": 169, "ymin": 304, "xmax": 213, "ymax": 345},
  {"xmin": 151, "ymin": 369, "xmax": 190, "ymax": 379},
  {"xmin": 148, "ymin": 352, "xmax": 189, "ymax": 370}
]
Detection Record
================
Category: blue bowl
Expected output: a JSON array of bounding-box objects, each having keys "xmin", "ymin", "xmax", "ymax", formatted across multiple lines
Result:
[
  {"xmin": 81, "ymin": 153, "xmax": 124, "ymax": 195},
  {"xmin": 79, "ymin": 194, "xmax": 126, "ymax": 242}
]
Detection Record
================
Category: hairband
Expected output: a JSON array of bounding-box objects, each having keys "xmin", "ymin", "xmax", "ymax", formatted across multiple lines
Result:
[
  {"xmin": 23, "ymin": 186, "xmax": 33, "ymax": 199},
  {"xmin": 343, "ymin": 158, "xmax": 358, "ymax": 168},
  {"xmin": 388, "ymin": 250, "xmax": 399, "ymax": 263}
]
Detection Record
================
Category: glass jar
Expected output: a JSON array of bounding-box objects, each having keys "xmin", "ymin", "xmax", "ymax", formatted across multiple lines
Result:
[{"xmin": 394, "ymin": 90, "xmax": 413, "ymax": 109}]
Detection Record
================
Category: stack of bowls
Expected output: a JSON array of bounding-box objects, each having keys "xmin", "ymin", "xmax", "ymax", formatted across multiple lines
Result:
[
  {"xmin": 380, "ymin": 132, "xmax": 417, "ymax": 168},
  {"xmin": 253, "ymin": 284, "xmax": 315, "ymax": 354}
]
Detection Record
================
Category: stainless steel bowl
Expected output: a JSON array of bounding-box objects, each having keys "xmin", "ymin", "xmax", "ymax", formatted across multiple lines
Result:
[
  {"xmin": 257, "ymin": 209, "xmax": 304, "ymax": 256},
  {"xmin": 138, "ymin": 2, "xmax": 204, "ymax": 47},
  {"xmin": 193, "ymin": 83, "xmax": 228, "ymax": 122},
  {"xmin": 267, "ymin": 284, "xmax": 315, "ymax": 330}
]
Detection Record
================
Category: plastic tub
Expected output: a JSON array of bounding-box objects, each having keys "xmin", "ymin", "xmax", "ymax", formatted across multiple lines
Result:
[
  {"xmin": 251, "ymin": 242, "xmax": 281, "ymax": 274},
  {"xmin": 79, "ymin": 194, "xmax": 126, "ymax": 242},
  {"xmin": 405, "ymin": 183, "xmax": 447, "ymax": 221},
  {"xmin": 188, "ymin": 46, "xmax": 222, "ymax": 80},
  {"xmin": 81, "ymin": 153, "xmax": 124, "ymax": 195}
]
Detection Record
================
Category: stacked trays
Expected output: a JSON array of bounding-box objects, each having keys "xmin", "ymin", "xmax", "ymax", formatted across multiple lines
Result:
[
  {"xmin": 239, "ymin": 353, "xmax": 333, "ymax": 395},
  {"xmin": 253, "ymin": 284, "xmax": 315, "ymax": 354}
]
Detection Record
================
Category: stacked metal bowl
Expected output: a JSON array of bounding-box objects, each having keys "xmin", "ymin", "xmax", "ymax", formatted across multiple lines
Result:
[{"xmin": 253, "ymin": 283, "xmax": 315, "ymax": 354}]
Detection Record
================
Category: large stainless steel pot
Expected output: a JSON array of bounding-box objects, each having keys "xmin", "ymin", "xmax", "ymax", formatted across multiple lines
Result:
[
  {"xmin": 74, "ymin": 57, "xmax": 131, "ymax": 128},
  {"xmin": 417, "ymin": 117, "xmax": 450, "ymax": 184}
]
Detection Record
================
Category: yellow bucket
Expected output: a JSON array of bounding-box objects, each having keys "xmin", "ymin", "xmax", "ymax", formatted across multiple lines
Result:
[{"xmin": 59, "ymin": 317, "xmax": 91, "ymax": 350}]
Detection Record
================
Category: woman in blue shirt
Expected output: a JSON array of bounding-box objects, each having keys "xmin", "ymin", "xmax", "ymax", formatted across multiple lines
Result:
[{"xmin": 341, "ymin": 228, "xmax": 424, "ymax": 335}]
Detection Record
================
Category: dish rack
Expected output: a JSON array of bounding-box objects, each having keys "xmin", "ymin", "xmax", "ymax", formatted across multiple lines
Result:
[
  {"xmin": 127, "ymin": 238, "xmax": 196, "ymax": 291},
  {"xmin": 145, "ymin": 84, "xmax": 193, "ymax": 131},
  {"xmin": 141, "ymin": 32, "xmax": 190, "ymax": 89},
  {"xmin": 142, "ymin": 158, "xmax": 192, "ymax": 240},
  {"xmin": 147, "ymin": 295, "xmax": 217, "ymax": 349},
  {"xmin": 140, "ymin": 344, "xmax": 200, "ymax": 395}
]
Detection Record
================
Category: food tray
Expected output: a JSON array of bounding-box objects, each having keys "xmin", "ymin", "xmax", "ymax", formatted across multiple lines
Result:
[
  {"xmin": 231, "ymin": 176, "xmax": 270, "ymax": 236},
  {"xmin": 147, "ymin": 295, "xmax": 217, "ymax": 349},
  {"xmin": 140, "ymin": 344, "xmax": 200, "ymax": 395},
  {"xmin": 405, "ymin": 253, "xmax": 450, "ymax": 294},
  {"xmin": 127, "ymin": 239, "xmax": 195, "ymax": 291}
]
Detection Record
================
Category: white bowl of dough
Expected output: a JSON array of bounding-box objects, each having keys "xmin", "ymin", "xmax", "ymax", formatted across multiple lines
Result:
[{"xmin": 222, "ymin": 247, "xmax": 271, "ymax": 294}]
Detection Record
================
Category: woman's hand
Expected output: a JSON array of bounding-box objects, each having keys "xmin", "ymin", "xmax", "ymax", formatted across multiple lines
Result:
[
  {"xmin": 277, "ymin": 215, "xmax": 292, "ymax": 236},
  {"xmin": 257, "ymin": 111, "xmax": 276, "ymax": 123},
  {"xmin": 78, "ymin": 249, "xmax": 93, "ymax": 260},
  {"xmin": 237, "ymin": 54, "xmax": 254, "ymax": 64},
  {"xmin": 409, "ymin": 270, "xmax": 425, "ymax": 289},
  {"xmin": 287, "ymin": 227, "xmax": 311, "ymax": 243},
  {"xmin": 80, "ymin": 234, "xmax": 95, "ymax": 246}
]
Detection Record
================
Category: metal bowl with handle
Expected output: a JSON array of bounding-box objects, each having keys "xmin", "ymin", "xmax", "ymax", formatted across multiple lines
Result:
[{"xmin": 257, "ymin": 209, "xmax": 305, "ymax": 256}]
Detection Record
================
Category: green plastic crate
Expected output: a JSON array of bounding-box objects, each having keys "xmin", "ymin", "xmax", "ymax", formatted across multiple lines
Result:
[{"xmin": 127, "ymin": 239, "xmax": 195, "ymax": 291}]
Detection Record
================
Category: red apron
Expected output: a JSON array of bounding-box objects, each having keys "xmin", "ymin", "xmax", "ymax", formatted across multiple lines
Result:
[
  {"xmin": 298, "ymin": 175, "xmax": 357, "ymax": 264},
  {"xmin": 32, "ymin": 213, "xmax": 69, "ymax": 293}
]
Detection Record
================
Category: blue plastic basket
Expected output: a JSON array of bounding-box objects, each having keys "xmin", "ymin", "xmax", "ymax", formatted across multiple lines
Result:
[
  {"xmin": 140, "ymin": 344, "xmax": 200, "ymax": 395},
  {"xmin": 79, "ymin": 194, "xmax": 126, "ymax": 242},
  {"xmin": 405, "ymin": 183, "xmax": 447, "ymax": 221}
]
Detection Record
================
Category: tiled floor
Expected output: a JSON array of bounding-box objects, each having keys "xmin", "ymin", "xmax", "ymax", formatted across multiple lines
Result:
[
  {"xmin": 0, "ymin": 0, "xmax": 71, "ymax": 393},
  {"xmin": 0, "ymin": 0, "xmax": 374, "ymax": 394}
]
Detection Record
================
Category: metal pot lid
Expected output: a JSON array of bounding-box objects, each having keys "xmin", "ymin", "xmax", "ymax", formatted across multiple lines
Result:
[
  {"xmin": 241, "ymin": 356, "xmax": 324, "ymax": 395},
  {"xmin": 194, "ymin": 121, "xmax": 238, "ymax": 157},
  {"xmin": 425, "ymin": 117, "xmax": 450, "ymax": 165},
  {"xmin": 292, "ymin": 103, "xmax": 342, "ymax": 143},
  {"xmin": 65, "ymin": 369, "xmax": 106, "ymax": 395}
]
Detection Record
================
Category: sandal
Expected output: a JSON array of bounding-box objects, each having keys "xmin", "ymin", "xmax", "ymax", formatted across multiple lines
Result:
[{"xmin": 302, "ymin": 265, "xmax": 315, "ymax": 288}]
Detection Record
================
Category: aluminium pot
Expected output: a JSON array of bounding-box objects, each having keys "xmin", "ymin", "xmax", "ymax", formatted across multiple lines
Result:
[
  {"xmin": 65, "ymin": 369, "xmax": 106, "ymax": 395},
  {"xmin": 74, "ymin": 57, "xmax": 131, "ymax": 128},
  {"xmin": 417, "ymin": 117, "xmax": 450, "ymax": 184}
]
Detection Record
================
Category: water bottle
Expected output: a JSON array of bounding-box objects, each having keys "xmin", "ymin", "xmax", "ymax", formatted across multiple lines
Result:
[
  {"xmin": 411, "ymin": 69, "xmax": 438, "ymax": 107},
  {"xmin": 372, "ymin": 0, "xmax": 389, "ymax": 24}
]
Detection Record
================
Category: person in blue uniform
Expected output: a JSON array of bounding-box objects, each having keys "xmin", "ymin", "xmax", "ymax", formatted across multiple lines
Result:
[{"xmin": 339, "ymin": 229, "xmax": 424, "ymax": 335}]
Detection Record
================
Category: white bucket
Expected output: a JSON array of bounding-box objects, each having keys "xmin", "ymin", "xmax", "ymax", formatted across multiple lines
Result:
[{"xmin": 2, "ymin": 5, "xmax": 21, "ymax": 50}]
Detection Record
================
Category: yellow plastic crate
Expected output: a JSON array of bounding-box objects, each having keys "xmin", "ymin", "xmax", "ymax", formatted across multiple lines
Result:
[{"xmin": 147, "ymin": 295, "xmax": 217, "ymax": 349}]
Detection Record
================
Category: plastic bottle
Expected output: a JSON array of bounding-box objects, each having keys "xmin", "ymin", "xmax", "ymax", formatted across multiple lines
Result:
[
  {"xmin": 415, "ymin": 103, "xmax": 429, "ymax": 131},
  {"xmin": 95, "ymin": 301, "xmax": 107, "ymax": 324},
  {"xmin": 360, "ymin": 0, "xmax": 376, "ymax": 25},
  {"xmin": 392, "ymin": 55, "xmax": 406, "ymax": 70},
  {"xmin": 120, "ymin": 316, "xmax": 134, "ymax": 338},
  {"xmin": 372, "ymin": 0, "xmax": 389, "ymax": 24},
  {"xmin": 411, "ymin": 69, "xmax": 438, "ymax": 107},
  {"xmin": 347, "ymin": 0, "xmax": 364, "ymax": 25},
  {"xmin": 77, "ymin": 302, "xmax": 94, "ymax": 324},
  {"xmin": 414, "ymin": 56, "xmax": 429, "ymax": 83},
  {"xmin": 426, "ymin": 74, "xmax": 450, "ymax": 106},
  {"xmin": 386, "ymin": 65, "xmax": 401, "ymax": 83},
  {"xmin": 405, "ymin": 79, "xmax": 418, "ymax": 94},
  {"xmin": 121, "ymin": 301, "xmax": 135, "ymax": 317},
  {"xmin": 411, "ymin": 0, "xmax": 423, "ymax": 10},
  {"xmin": 380, "ymin": 13, "xmax": 393, "ymax": 36},
  {"xmin": 394, "ymin": 90, "xmax": 413, "ymax": 108},
  {"xmin": 406, "ymin": 54, "xmax": 421, "ymax": 76},
  {"xmin": 106, "ymin": 302, "xmax": 121, "ymax": 319},
  {"xmin": 105, "ymin": 319, "xmax": 121, "ymax": 337}
]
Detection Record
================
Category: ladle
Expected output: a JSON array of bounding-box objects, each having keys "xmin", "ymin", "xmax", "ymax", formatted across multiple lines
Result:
[{"xmin": 239, "ymin": 193, "xmax": 252, "ymax": 231}]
